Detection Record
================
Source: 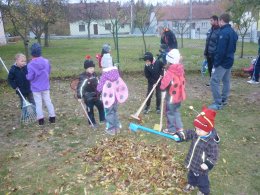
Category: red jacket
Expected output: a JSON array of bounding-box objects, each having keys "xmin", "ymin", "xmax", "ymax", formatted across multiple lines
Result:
[{"xmin": 160, "ymin": 63, "xmax": 186, "ymax": 103}]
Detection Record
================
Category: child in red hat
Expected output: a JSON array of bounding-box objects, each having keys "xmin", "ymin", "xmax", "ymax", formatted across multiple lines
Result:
[{"xmin": 173, "ymin": 106, "xmax": 220, "ymax": 195}]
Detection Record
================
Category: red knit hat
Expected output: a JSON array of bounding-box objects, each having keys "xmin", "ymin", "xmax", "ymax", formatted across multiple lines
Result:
[{"xmin": 193, "ymin": 106, "xmax": 216, "ymax": 132}]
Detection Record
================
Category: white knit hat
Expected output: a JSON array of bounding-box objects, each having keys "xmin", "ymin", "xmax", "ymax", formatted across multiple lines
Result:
[
  {"xmin": 101, "ymin": 53, "xmax": 113, "ymax": 68},
  {"xmin": 166, "ymin": 49, "xmax": 181, "ymax": 64}
]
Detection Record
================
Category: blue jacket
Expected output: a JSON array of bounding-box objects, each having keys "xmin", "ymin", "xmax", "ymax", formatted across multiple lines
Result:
[
  {"xmin": 8, "ymin": 64, "xmax": 32, "ymax": 95},
  {"xmin": 214, "ymin": 24, "xmax": 238, "ymax": 69}
]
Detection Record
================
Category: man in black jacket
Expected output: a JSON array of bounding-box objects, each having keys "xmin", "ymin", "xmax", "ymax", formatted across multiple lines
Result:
[{"xmin": 204, "ymin": 15, "xmax": 220, "ymax": 79}]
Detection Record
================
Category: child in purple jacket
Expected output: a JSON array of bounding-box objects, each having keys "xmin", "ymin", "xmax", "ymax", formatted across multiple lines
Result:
[{"xmin": 26, "ymin": 43, "xmax": 56, "ymax": 125}]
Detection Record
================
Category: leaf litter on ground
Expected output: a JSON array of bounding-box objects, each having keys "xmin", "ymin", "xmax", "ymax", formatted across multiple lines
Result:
[{"xmin": 80, "ymin": 136, "xmax": 186, "ymax": 194}]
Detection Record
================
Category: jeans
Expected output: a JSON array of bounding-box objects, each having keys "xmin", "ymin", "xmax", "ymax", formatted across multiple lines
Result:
[
  {"xmin": 105, "ymin": 102, "xmax": 120, "ymax": 130},
  {"xmin": 188, "ymin": 170, "xmax": 210, "ymax": 194},
  {"xmin": 85, "ymin": 99, "xmax": 105, "ymax": 125},
  {"xmin": 165, "ymin": 98, "xmax": 183, "ymax": 132},
  {"xmin": 210, "ymin": 66, "xmax": 231, "ymax": 105},
  {"xmin": 33, "ymin": 90, "xmax": 55, "ymax": 120},
  {"xmin": 146, "ymin": 82, "xmax": 161, "ymax": 110}
]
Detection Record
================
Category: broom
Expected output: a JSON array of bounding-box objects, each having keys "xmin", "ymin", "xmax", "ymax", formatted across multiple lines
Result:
[{"xmin": 0, "ymin": 57, "xmax": 37, "ymax": 124}]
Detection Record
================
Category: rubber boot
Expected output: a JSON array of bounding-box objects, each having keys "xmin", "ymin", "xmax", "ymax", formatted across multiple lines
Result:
[
  {"xmin": 38, "ymin": 118, "xmax": 44, "ymax": 125},
  {"xmin": 49, "ymin": 117, "xmax": 56, "ymax": 124}
]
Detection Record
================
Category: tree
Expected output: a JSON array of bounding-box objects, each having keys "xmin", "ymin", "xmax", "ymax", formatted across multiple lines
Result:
[
  {"xmin": 134, "ymin": 0, "xmax": 158, "ymax": 52},
  {"xmin": 229, "ymin": 0, "xmax": 256, "ymax": 58},
  {"xmin": 173, "ymin": 20, "xmax": 190, "ymax": 48}
]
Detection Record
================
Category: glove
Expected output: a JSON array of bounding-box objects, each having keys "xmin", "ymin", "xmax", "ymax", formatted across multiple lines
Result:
[{"xmin": 200, "ymin": 163, "xmax": 209, "ymax": 170}]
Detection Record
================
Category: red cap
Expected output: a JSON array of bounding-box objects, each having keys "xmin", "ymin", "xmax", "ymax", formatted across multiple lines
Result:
[{"xmin": 193, "ymin": 106, "xmax": 216, "ymax": 132}]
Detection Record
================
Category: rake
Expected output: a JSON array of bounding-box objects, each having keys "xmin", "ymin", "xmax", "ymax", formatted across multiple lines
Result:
[{"xmin": 0, "ymin": 57, "xmax": 37, "ymax": 124}]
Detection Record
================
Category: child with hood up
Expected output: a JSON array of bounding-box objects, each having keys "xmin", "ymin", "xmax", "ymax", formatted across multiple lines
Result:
[
  {"xmin": 160, "ymin": 49, "xmax": 186, "ymax": 134},
  {"xmin": 26, "ymin": 43, "xmax": 56, "ymax": 125},
  {"xmin": 97, "ymin": 53, "xmax": 128, "ymax": 135}
]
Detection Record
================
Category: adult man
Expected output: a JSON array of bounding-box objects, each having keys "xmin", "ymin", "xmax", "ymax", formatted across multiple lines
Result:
[
  {"xmin": 209, "ymin": 13, "xmax": 238, "ymax": 110},
  {"xmin": 204, "ymin": 15, "xmax": 220, "ymax": 81}
]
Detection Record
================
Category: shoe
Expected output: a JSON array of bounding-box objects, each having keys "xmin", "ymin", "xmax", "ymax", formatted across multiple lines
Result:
[
  {"xmin": 156, "ymin": 109, "xmax": 160, "ymax": 114},
  {"xmin": 197, "ymin": 191, "xmax": 205, "ymax": 195},
  {"xmin": 206, "ymin": 83, "xmax": 210, "ymax": 86},
  {"xmin": 143, "ymin": 107, "xmax": 150, "ymax": 114},
  {"xmin": 49, "ymin": 117, "xmax": 55, "ymax": 123},
  {"xmin": 162, "ymin": 128, "xmax": 176, "ymax": 135},
  {"xmin": 247, "ymin": 80, "xmax": 259, "ymax": 84},
  {"xmin": 208, "ymin": 103, "xmax": 223, "ymax": 110},
  {"xmin": 183, "ymin": 184, "xmax": 195, "ymax": 193},
  {"xmin": 105, "ymin": 128, "xmax": 116, "ymax": 136},
  {"xmin": 222, "ymin": 99, "xmax": 228, "ymax": 106},
  {"xmin": 38, "ymin": 118, "xmax": 44, "ymax": 125}
]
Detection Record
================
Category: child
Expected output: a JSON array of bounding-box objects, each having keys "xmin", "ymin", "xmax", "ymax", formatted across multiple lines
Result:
[
  {"xmin": 97, "ymin": 53, "xmax": 128, "ymax": 135},
  {"xmin": 8, "ymin": 53, "xmax": 35, "ymax": 109},
  {"xmin": 142, "ymin": 51, "xmax": 164, "ymax": 114},
  {"xmin": 96, "ymin": 43, "xmax": 111, "ymax": 69},
  {"xmin": 247, "ymin": 55, "xmax": 260, "ymax": 84},
  {"xmin": 26, "ymin": 43, "xmax": 56, "ymax": 125},
  {"xmin": 160, "ymin": 49, "xmax": 186, "ymax": 134},
  {"xmin": 77, "ymin": 55, "xmax": 105, "ymax": 126},
  {"xmin": 173, "ymin": 106, "xmax": 219, "ymax": 195}
]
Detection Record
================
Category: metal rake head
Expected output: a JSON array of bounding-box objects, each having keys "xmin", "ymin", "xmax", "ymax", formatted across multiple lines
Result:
[{"xmin": 20, "ymin": 104, "xmax": 37, "ymax": 124}]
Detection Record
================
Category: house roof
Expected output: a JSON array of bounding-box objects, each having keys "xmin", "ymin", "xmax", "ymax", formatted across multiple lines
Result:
[
  {"xmin": 158, "ymin": 3, "xmax": 225, "ymax": 21},
  {"xmin": 68, "ymin": 2, "xmax": 130, "ymax": 23}
]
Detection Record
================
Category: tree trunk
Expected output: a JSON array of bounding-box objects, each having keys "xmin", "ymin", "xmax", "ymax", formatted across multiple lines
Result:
[
  {"xmin": 23, "ymin": 37, "xmax": 29, "ymax": 62},
  {"xmin": 37, "ymin": 36, "xmax": 41, "ymax": 45},
  {"xmin": 87, "ymin": 22, "xmax": 91, "ymax": 40},
  {"xmin": 142, "ymin": 33, "xmax": 147, "ymax": 52},
  {"xmin": 181, "ymin": 34, "xmax": 184, "ymax": 48},
  {"xmin": 44, "ymin": 23, "xmax": 49, "ymax": 47},
  {"xmin": 240, "ymin": 36, "xmax": 244, "ymax": 58}
]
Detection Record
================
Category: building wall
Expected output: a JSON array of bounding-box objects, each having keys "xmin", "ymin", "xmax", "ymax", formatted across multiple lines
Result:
[
  {"xmin": 0, "ymin": 11, "xmax": 7, "ymax": 45},
  {"xmin": 69, "ymin": 19, "xmax": 130, "ymax": 36}
]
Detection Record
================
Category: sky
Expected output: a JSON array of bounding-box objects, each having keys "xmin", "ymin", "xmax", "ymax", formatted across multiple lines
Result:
[{"xmin": 69, "ymin": 0, "xmax": 190, "ymax": 5}]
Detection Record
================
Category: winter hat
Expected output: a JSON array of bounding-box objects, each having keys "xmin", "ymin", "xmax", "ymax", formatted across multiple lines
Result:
[
  {"xmin": 31, "ymin": 43, "xmax": 42, "ymax": 57},
  {"xmin": 193, "ymin": 106, "xmax": 216, "ymax": 132},
  {"xmin": 84, "ymin": 55, "xmax": 95, "ymax": 69},
  {"xmin": 101, "ymin": 53, "xmax": 113, "ymax": 68},
  {"xmin": 166, "ymin": 49, "xmax": 180, "ymax": 64},
  {"xmin": 143, "ymin": 52, "xmax": 153, "ymax": 63},
  {"xmin": 101, "ymin": 43, "xmax": 111, "ymax": 54}
]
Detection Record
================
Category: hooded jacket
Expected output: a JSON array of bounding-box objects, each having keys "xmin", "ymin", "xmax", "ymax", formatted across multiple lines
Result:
[
  {"xmin": 204, "ymin": 25, "xmax": 220, "ymax": 56},
  {"xmin": 8, "ymin": 64, "xmax": 32, "ymax": 95},
  {"xmin": 214, "ymin": 24, "xmax": 238, "ymax": 69},
  {"xmin": 160, "ymin": 64, "xmax": 186, "ymax": 103},
  {"xmin": 26, "ymin": 57, "xmax": 51, "ymax": 92}
]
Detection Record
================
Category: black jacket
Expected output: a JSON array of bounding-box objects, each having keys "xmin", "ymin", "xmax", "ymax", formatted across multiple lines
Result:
[
  {"xmin": 161, "ymin": 30, "xmax": 178, "ymax": 49},
  {"xmin": 144, "ymin": 59, "xmax": 164, "ymax": 84},
  {"xmin": 204, "ymin": 25, "xmax": 220, "ymax": 56},
  {"xmin": 76, "ymin": 72, "xmax": 100, "ymax": 102},
  {"xmin": 8, "ymin": 64, "xmax": 32, "ymax": 95}
]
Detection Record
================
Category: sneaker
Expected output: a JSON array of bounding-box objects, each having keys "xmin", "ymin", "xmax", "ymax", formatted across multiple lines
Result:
[
  {"xmin": 143, "ymin": 107, "xmax": 150, "ymax": 114},
  {"xmin": 222, "ymin": 99, "xmax": 228, "ymax": 106},
  {"xmin": 49, "ymin": 117, "xmax": 55, "ymax": 123},
  {"xmin": 162, "ymin": 128, "xmax": 176, "ymax": 135},
  {"xmin": 38, "ymin": 118, "xmax": 44, "ymax": 125},
  {"xmin": 247, "ymin": 80, "xmax": 259, "ymax": 84},
  {"xmin": 208, "ymin": 103, "xmax": 223, "ymax": 110},
  {"xmin": 206, "ymin": 83, "xmax": 210, "ymax": 86},
  {"xmin": 105, "ymin": 128, "xmax": 116, "ymax": 136},
  {"xmin": 197, "ymin": 191, "xmax": 205, "ymax": 195},
  {"xmin": 156, "ymin": 109, "xmax": 160, "ymax": 114},
  {"xmin": 183, "ymin": 184, "xmax": 195, "ymax": 193}
]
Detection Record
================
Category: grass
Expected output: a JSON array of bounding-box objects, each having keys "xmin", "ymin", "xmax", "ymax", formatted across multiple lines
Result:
[{"xmin": 0, "ymin": 37, "xmax": 260, "ymax": 194}]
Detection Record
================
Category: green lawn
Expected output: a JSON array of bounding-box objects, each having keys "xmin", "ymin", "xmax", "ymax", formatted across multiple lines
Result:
[{"xmin": 0, "ymin": 37, "xmax": 259, "ymax": 194}]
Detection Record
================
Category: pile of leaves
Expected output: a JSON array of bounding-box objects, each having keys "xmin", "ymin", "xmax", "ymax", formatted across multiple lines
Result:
[{"xmin": 80, "ymin": 137, "xmax": 186, "ymax": 194}]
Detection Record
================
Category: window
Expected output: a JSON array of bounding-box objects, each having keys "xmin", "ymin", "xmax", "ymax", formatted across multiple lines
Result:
[
  {"xmin": 79, "ymin": 24, "xmax": 85, "ymax": 32},
  {"xmin": 105, "ymin": 23, "xmax": 111, "ymax": 31}
]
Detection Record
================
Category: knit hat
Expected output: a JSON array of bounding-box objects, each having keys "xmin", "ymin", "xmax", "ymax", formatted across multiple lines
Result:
[
  {"xmin": 84, "ymin": 55, "xmax": 95, "ymax": 69},
  {"xmin": 101, "ymin": 53, "xmax": 113, "ymax": 68},
  {"xmin": 101, "ymin": 44, "xmax": 111, "ymax": 54},
  {"xmin": 166, "ymin": 49, "xmax": 180, "ymax": 64},
  {"xmin": 143, "ymin": 52, "xmax": 153, "ymax": 63},
  {"xmin": 193, "ymin": 106, "xmax": 216, "ymax": 132},
  {"xmin": 31, "ymin": 43, "xmax": 42, "ymax": 57}
]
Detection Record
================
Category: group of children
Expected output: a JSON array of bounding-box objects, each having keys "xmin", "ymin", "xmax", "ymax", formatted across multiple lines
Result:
[{"xmin": 7, "ymin": 42, "xmax": 219, "ymax": 194}]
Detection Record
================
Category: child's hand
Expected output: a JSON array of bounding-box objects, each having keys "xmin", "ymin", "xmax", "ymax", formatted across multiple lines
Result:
[{"xmin": 200, "ymin": 163, "xmax": 208, "ymax": 170}]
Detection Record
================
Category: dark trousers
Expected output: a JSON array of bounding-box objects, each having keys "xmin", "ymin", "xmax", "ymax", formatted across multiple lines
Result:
[
  {"xmin": 18, "ymin": 92, "xmax": 35, "ymax": 109},
  {"xmin": 86, "ymin": 99, "xmax": 105, "ymax": 125},
  {"xmin": 206, "ymin": 55, "xmax": 214, "ymax": 77},
  {"xmin": 146, "ymin": 82, "xmax": 161, "ymax": 110},
  {"xmin": 252, "ymin": 55, "xmax": 260, "ymax": 82},
  {"xmin": 188, "ymin": 170, "xmax": 210, "ymax": 194}
]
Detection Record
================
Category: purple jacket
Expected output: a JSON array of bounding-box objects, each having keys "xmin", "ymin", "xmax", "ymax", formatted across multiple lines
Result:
[{"xmin": 26, "ymin": 56, "xmax": 51, "ymax": 92}]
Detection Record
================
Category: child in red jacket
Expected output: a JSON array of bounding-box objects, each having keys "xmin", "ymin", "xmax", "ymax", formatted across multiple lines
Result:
[{"xmin": 160, "ymin": 49, "xmax": 186, "ymax": 134}]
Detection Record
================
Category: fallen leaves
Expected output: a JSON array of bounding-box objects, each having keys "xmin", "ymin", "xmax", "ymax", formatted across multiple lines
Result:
[{"xmin": 80, "ymin": 137, "xmax": 186, "ymax": 193}]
